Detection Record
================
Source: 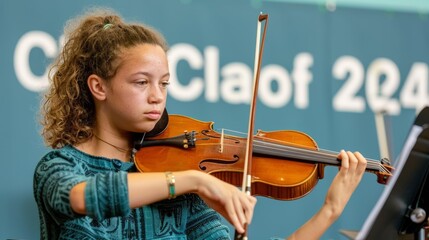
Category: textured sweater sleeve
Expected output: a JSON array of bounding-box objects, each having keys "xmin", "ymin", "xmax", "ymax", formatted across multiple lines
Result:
[
  {"xmin": 34, "ymin": 154, "xmax": 88, "ymax": 224},
  {"xmin": 85, "ymin": 171, "xmax": 130, "ymax": 220},
  {"xmin": 186, "ymin": 195, "xmax": 231, "ymax": 240},
  {"xmin": 34, "ymin": 151, "xmax": 130, "ymax": 225}
]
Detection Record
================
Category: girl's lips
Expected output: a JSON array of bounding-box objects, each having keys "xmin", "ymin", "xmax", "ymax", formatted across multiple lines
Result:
[{"xmin": 145, "ymin": 111, "xmax": 161, "ymax": 120}]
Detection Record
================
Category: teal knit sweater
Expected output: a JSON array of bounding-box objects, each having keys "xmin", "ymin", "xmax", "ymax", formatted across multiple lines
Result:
[{"xmin": 33, "ymin": 145, "xmax": 230, "ymax": 239}]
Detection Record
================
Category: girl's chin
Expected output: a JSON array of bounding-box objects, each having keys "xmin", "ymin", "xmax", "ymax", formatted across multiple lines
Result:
[
  {"xmin": 138, "ymin": 124, "xmax": 158, "ymax": 133},
  {"xmin": 129, "ymin": 120, "xmax": 162, "ymax": 134}
]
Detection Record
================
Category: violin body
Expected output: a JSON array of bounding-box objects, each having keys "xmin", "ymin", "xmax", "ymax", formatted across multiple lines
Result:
[{"xmin": 135, "ymin": 115, "xmax": 340, "ymax": 200}]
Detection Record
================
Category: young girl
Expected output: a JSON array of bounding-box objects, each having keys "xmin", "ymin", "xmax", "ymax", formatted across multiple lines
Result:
[{"xmin": 34, "ymin": 7, "xmax": 367, "ymax": 240}]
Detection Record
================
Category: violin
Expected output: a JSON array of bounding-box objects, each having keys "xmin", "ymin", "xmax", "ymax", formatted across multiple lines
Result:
[{"xmin": 134, "ymin": 114, "xmax": 393, "ymax": 201}]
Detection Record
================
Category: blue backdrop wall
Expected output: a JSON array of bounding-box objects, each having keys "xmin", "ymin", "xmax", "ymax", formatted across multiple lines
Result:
[{"xmin": 1, "ymin": 0, "xmax": 428, "ymax": 239}]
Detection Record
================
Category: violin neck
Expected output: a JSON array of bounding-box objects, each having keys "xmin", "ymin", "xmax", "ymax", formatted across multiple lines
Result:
[{"xmin": 253, "ymin": 140, "xmax": 380, "ymax": 172}]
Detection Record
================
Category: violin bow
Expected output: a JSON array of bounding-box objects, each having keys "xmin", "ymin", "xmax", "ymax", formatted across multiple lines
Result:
[{"xmin": 235, "ymin": 13, "xmax": 268, "ymax": 240}]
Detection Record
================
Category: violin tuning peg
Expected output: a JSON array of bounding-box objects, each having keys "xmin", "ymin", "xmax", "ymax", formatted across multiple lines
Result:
[{"xmin": 381, "ymin": 157, "xmax": 391, "ymax": 166}]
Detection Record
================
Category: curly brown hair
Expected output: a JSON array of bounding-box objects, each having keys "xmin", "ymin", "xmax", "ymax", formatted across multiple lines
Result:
[{"xmin": 40, "ymin": 7, "xmax": 168, "ymax": 148}]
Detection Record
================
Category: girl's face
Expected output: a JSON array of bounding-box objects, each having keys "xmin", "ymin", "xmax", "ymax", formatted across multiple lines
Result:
[{"xmin": 102, "ymin": 43, "xmax": 169, "ymax": 134}]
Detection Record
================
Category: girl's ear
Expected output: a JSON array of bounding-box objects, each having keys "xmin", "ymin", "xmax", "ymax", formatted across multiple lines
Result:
[{"xmin": 87, "ymin": 74, "xmax": 107, "ymax": 101}]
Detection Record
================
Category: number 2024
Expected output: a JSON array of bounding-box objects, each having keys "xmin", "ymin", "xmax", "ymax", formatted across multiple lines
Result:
[{"xmin": 332, "ymin": 56, "xmax": 428, "ymax": 115}]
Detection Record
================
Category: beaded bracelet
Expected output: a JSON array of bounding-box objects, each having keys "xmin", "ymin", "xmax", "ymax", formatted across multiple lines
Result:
[{"xmin": 165, "ymin": 172, "xmax": 176, "ymax": 199}]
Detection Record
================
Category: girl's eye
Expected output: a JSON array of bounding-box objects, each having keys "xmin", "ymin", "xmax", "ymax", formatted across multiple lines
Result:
[
  {"xmin": 160, "ymin": 81, "xmax": 170, "ymax": 89},
  {"xmin": 137, "ymin": 80, "xmax": 148, "ymax": 85}
]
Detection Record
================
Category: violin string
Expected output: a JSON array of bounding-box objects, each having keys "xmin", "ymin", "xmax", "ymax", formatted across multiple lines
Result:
[
  {"xmin": 255, "ymin": 140, "xmax": 338, "ymax": 164},
  {"xmin": 221, "ymin": 128, "xmax": 379, "ymax": 162},
  {"xmin": 199, "ymin": 140, "xmax": 391, "ymax": 175},
  {"xmin": 213, "ymin": 129, "xmax": 391, "ymax": 174},
  {"xmin": 251, "ymin": 135, "xmax": 374, "ymax": 161},
  {"xmin": 255, "ymin": 139, "xmax": 392, "ymax": 174},
  {"xmin": 244, "ymin": 135, "xmax": 389, "ymax": 173},
  {"xmin": 258, "ymin": 139, "xmax": 389, "ymax": 171}
]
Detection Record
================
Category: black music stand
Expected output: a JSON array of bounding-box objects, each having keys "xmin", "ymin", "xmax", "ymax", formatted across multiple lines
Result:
[{"xmin": 355, "ymin": 107, "xmax": 429, "ymax": 240}]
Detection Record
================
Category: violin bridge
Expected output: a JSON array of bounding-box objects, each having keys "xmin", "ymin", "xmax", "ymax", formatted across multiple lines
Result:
[{"xmin": 219, "ymin": 128, "xmax": 224, "ymax": 153}]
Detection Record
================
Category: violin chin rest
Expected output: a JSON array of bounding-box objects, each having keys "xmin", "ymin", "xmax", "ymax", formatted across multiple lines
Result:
[
  {"xmin": 133, "ymin": 108, "xmax": 169, "ymax": 150},
  {"xmin": 146, "ymin": 108, "xmax": 169, "ymax": 137}
]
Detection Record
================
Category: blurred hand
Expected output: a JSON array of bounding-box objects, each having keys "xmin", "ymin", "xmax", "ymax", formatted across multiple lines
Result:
[{"xmin": 196, "ymin": 172, "xmax": 257, "ymax": 234}]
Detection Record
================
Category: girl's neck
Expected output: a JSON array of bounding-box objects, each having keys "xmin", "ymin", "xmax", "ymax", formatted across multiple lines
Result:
[
  {"xmin": 93, "ymin": 134, "xmax": 130, "ymax": 153},
  {"xmin": 75, "ymin": 132, "xmax": 133, "ymax": 162}
]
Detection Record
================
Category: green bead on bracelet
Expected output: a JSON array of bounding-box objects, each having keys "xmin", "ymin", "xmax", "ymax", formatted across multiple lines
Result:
[{"xmin": 165, "ymin": 172, "xmax": 176, "ymax": 199}]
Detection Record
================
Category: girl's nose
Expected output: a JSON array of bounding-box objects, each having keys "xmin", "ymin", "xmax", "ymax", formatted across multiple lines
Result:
[{"xmin": 148, "ymin": 84, "xmax": 165, "ymax": 103}]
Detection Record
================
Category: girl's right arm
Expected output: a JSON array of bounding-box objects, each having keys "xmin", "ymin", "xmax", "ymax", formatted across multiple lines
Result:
[{"xmin": 70, "ymin": 170, "xmax": 256, "ymax": 234}]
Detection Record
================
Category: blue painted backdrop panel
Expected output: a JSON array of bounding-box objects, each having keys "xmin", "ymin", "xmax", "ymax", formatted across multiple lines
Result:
[{"xmin": 1, "ymin": 0, "xmax": 428, "ymax": 239}]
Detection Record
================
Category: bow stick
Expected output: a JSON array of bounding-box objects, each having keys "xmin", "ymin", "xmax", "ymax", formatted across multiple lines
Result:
[{"xmin": 235, "ymin": 12, "xmax": 269, "ymax": 240}]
